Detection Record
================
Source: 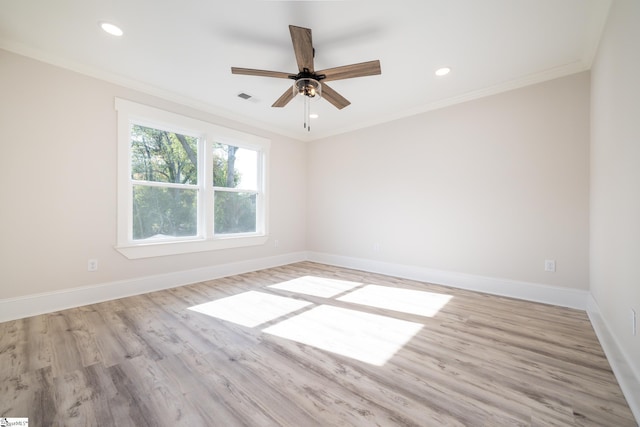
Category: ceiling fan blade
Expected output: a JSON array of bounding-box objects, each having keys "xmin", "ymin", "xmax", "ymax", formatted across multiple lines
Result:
[
  {"xmin": 317, "ymin": 60, "xmax": 381, "ymax": 82},
  {"xmin": 272, "ymin": 87, "xmax": 296, "ymax": 108},
  {"xmin": 231, "ymin": 67, "xmax": 292, "ymax": 79},
  {"xmin": 321, "ymin": 83, "xmax": 350, "ymax": 110},
  {"xmin": 289, "ymin": 25, "xmax": 314, "ymax": 72}
]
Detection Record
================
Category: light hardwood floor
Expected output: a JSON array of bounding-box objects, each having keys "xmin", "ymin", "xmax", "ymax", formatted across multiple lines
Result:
[{"xmin": 0, "ymin": 262, "xmax": 636, "ymax": 426}]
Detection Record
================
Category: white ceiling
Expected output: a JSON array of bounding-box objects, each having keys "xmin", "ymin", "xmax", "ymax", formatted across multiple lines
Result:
[{"xmin": 0, "ymin": 0, "xmax": 611, "ymax": 141}]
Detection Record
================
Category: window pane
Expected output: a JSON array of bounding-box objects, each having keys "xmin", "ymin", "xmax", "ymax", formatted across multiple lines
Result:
[
  {"xmin": 213, "ymin": 143, "xmax": 258, "ymax": 190},
  {"xmin": 131, "ymin": 124, "xmax": 198, "ymax": 184},
  {"xmin": 133, "ymin": 186, "xmax": 198, "ymax": 240},
  {"xmin": 214, "ymin": 191, "xmax": 257, "ymax": 234}
]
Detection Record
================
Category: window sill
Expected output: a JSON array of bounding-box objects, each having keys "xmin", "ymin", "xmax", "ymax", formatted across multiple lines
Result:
[{"xmin": 115, "ymin": 235, "xmax": 269, "ymax": 259}]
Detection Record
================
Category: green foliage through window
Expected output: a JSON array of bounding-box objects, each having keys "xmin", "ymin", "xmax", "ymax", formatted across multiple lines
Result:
[
  {"xmin": 129, "ymin": 126, "xmax": 260, "ymax": 240},
  {"xmin": 212, "ymin": 142, "xmax": 258, "ymax": 235},
  {"xmin": 131, "ymin": 125, "xmax": 198, "ymax": 240},
  {"xmin": 214, "ymin": 192, "xmax": 256, "ymax": 234},
  {"xmin": 132, "ymin": 186, "xmax": 197, "ymax": 239},
  {"xmin": 131, "ymin": 125, "xmax": 198, "ymax": 184},
  {"xmin": 116, "ymin": 98, "xmax": 269, "ymax": 257}
]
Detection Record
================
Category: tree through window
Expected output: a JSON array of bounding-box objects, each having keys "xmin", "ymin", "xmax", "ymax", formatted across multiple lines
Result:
[
  {"xmin": 131, "ymin": 125, "xmax": 199, "ymax": 240},
  {"xmin": 213, "ymin": 143, "xmax": 259, "ymax": 234},
  {"xmin": 115, "ymin": 99, "xmax": 269, "ymax": 258}
]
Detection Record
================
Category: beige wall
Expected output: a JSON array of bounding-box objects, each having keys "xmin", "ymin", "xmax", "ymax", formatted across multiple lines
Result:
[
  {"xmin": 308, "ymin": 72, "xmax": 590, "ymax": 290},
  {"xmin": 0, "ymin": 49, "xmax": 307, "ymax": 299},
  {"xmin": 590, "ymin": 0, "xmax": 640, "ymax": 378}
]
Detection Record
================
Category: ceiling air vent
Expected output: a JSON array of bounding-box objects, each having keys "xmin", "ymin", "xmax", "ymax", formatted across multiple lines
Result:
[{"xmin": 237, "ymin": 92, "xmax": 252, "ymax": 100}]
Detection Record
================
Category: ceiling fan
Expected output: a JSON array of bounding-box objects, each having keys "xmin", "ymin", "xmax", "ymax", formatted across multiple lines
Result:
[{"xmin": 231, "ymin": 25, "xmax": 381, "ymax": 113}]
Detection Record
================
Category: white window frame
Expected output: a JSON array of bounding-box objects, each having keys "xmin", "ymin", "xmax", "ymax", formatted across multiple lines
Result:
[{"xmin": 115, "ymin": 98, "xmax": 269, "ymax": 259}]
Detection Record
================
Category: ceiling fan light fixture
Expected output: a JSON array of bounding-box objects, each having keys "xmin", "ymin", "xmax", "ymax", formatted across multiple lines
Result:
[
  {"xmin": 293, "ymin": 78, "xmax": 322, "ymax": 99},
  {"xmin": 293, "ymin": 78, "xmax": 322, "ymax": 132}
]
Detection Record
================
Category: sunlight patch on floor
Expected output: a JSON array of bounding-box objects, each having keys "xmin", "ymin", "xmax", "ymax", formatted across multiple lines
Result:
[
  {"xmin": 263, "ymin": 305, "xmax": 423, "ymax": 366},
  {"xmin": 338, "ymin": 284, "xmax": 453, "ymax": 317},
  {"xmin": 187, "ymin": 276, "xmax": 453, "ymax": 366},
  {"xmin": 188, "ymin": 291, "xmax": 312, "ymax": 327},
  {"xmin": 267, "ymin": 275, "xmax": 361, "ymax": 298}
]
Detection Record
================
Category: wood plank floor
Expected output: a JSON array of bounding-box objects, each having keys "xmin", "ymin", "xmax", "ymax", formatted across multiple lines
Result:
[{"xmin": 0, "ymin": 261, "xmax": 635, "ymax": 426}]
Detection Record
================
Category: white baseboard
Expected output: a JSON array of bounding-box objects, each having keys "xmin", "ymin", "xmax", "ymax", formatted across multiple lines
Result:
[
  {"xmin": 0, "ymin": 250, "xmax": 589, "ymax": 323},
  {"xmin": 587, "ymin": 295, "xmax": 640, "ymax": 424},
  {"xmin": 0, "ymin": 250, "xmax": 588, "ymax": 321},
  {"xmin": 0, "ymin": 251, "xmax": 307, "ymax": 323},
  {"xmin": 306, "ymin": 251, "xmax": 588, "ymax": 310}
]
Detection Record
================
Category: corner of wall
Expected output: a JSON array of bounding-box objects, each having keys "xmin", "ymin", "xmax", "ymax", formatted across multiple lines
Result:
[{"xmin": 587, "ymin": 294, "xmax": 640, "ymax": 423}]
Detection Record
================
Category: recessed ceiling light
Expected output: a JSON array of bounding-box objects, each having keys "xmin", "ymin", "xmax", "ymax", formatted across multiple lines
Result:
[
  {"xmin": 100, "ymin": 22, "xmax": 123, "ymax": 37},
  {"xmin": 435, "ymin": 67, "xmax": 451, "ymax": 77},
  {"xmin": 309, "ymin": 114, "xmax": 319, "ymax": 119}
]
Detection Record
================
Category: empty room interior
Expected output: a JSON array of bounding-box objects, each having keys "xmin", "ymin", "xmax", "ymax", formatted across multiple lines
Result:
[{"xmin": 0, "ymin": 0, "xmax": 638, "ymax": 425}]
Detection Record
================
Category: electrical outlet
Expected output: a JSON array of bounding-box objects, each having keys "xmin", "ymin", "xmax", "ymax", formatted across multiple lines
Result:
[
  {"xmin": 632, "ymin": 309, "xmax": 637, "ymax": 336},
  {"xmin": 88, "ymin": 259, "xmax": 98, "ymax": 272},
  {"xmin": 544, "ymin": 259, "xmax": 556, "ymax": 272},
  {"xmin": 373, "ymin": 243, "xmax": 381, "ymax": 252}
]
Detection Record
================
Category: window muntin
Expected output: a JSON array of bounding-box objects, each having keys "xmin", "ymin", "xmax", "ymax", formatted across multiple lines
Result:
[{"xmin": 115, "ymin": 98, "xmax": 269, "ymax": 258}]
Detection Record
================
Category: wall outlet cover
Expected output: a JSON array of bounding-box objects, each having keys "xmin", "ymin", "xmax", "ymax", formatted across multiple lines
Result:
[{"xmin": 544, "ymin": 260, "xmax": 556, "ymax": 272}]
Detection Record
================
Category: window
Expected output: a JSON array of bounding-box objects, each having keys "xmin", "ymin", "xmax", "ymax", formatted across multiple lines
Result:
[{"xmin": 115, "ymin": 99, "xmax": 269, "ymax": 259}]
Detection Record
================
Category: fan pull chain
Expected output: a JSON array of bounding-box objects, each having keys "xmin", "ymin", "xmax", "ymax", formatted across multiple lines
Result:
[{"xmin": 304, "ymin": 96, "xmax": 310, "ymax": 131}]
